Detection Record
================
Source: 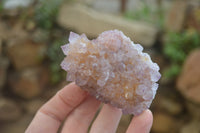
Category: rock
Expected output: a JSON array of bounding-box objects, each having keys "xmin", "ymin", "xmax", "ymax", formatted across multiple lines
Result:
[
  {"xmin": 165, "ymin": 1, "xmax": 188, "ymax": 32},
  {"xmin": 152, "ymin": 113, "xmax": 175, "ymax": 133},
  {"xmin": 0, "ymin": 97, "xmax": 22, "ymax": 122},
  {"xmin": 7, "ymin": 39, "xmax": 46, "ymax": 70},
  {"xmin": 129, "ymin": 0, "xmax": 172, "ymax": 13},
  {"xmin": 9, "ymin": 67, "xmax": 49, "ymax": 99},
  {"xmin": 159, "ymin": 76, "xmax": 174, "ymax": 86},
  {"xmin": 186, "ymin": 101, "xmax": 200, "ymax": 119},
  {"xmin": 153, "ymin": 94, "xmax": 183, "ymax": 115},
  {"xmin": 0, "ymin": 114, "xmax": 33, "ymax": 133},
  {"xmin": 3, "ymin": 0, "xmax": 33, "ymax": 9},
  {"xmin": 152, "ymin": 55, "xmax": 166, "ymax": 69},
  {"xmin": 0, "ymin": 21, "xmax": 9, "ymax": 40},
  {"xmin": 22, "ymin": 99, "xmax": 46, "ymax": 115},
  {"xmin": 146, "ymin": 50, "xmax": 167, "ymax": 70},
  {"xmin": 0, "ymin": 57, "xmax": 9, "ymax": 89},
  {"xmin": 42, "ymin": 80, "xmax": 66, "ymax": 99},
  {"xmin": 1, "ymin": 8, "xmax": 20, "ymax": 17},
  {"xmin": 87, "ymin": 0, "xmax": 172, "ymax": 14},
  {"xmin": 25, "ymin": 20, "xmax": 36, "ymax": 31},
  {"xmin": 9, "ymin": 22, "xmax": 29, "ymax": 40},
  {"xmin": 161, "ymin": 99, "xmax": 183, "ymax": 116},
  {"xmin": 186, "ymin": 5, "xmax": 200, "ymax": 32},
  {"xmin": 0, "ymin": 38, "xmax": 2, "ymax": 55},
  {"xmin": 57, "ymin": 4, "xmax": 158, "ymax": 47},
  {"xmin": 0, "ymin": 20, "xmax": 30, "ymax": 51},
  {"xmin": 177, "ymin": 49, "xmax": 200, "ymax": 104},
  {"xmin": 180, "ymin": 121, "xmax": 200, "ymax": 133},
  {"xmin": 61, "ymin": 30, "xmax": 161, "ymax": 115},
  {"xmin": 90, "ymin": 0, "xmax": 120, "ymax": 14},
  {"xmin": 0, "ymin": 20, "xmax": 28, "ymax": 41},
  {"xmin": 117, "ymin": 115, "xmax": 132, "ymax": 133},
  {"xmin": 31, "ymin": 29, "xmax": 50, "ymax": 43}
]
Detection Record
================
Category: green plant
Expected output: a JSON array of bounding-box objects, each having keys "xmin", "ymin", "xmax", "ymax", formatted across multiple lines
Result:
[
  {"xmin": 163, "ymin": 31, "xmax": 200, "ymax": 78},
  {"xmin": 0, "ymin": 0, "xmax": 5, "ymax": 12},
  {"xmin": 125, "ymin": 2, "xmax": 152, "ymax": 22},
  {"xmin": 124, "ymin": 1, "xmax": 164, "ymax": 28},
  {"xmin": 34, "ymin": 0, "xmax": 63, "ymax": 29},
  {"xmin": 47, "ymin": 39, "xmax": 67, "ymax": 84}
]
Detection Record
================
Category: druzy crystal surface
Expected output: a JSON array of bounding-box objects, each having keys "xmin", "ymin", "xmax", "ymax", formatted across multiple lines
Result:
[{"xmin": 61, "ymin": 30, "xmax": 161, "ymax": 115}]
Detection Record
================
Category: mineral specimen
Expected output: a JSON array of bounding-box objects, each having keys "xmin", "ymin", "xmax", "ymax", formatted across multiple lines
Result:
[{"xmin": 61, "ymin": 30, "xmax": 161, "ymax": 115}]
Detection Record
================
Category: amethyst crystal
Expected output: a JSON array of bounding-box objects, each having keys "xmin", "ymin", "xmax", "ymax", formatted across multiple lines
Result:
[{"xmin": 61, "ymin": 30, "xmax": 161, "ymax": 115}]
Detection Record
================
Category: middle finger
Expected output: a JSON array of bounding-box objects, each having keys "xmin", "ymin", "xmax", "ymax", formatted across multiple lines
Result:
[{"xmin": 61, "ymin": 95, "xmax": 100, "ymax": 133}]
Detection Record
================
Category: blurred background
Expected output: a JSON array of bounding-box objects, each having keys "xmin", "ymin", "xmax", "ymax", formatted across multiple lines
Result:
[{"xmin": 0, "ymin": 0, "xmax": 200, "ymax": 132}]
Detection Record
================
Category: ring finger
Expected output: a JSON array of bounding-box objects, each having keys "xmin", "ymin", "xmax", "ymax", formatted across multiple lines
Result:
[{"xmin": 90, "ymin": 104, "xmax": 122, "ymax": 133}]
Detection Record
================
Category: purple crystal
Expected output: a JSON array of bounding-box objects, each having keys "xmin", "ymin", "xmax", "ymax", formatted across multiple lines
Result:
[{"xmin": 61, "ymin": 30, "xmax": 161, "ymax": 115}]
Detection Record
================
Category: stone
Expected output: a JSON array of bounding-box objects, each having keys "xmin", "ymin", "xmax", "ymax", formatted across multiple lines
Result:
[
  {"xmin": 0, "ymin": 57, "xmax": 9, "ymax": 89},
  {"xmin": 186, "ymin": 5, "xmax": 200, "ymax": 32},
  {"xmin": 25, "ymin": 20, "xmax": 36, "ymax": 31},
  {"xmin": 0, "ymin": 21, "xmax": 9, "ymax": 40},
  {"xmin": 117, "ymin": 115, "xmax": 132, "ymax": 133},
  {"xmin": 152, "ymin": 55, "xmax": 167, "ymax": 71},
  {"xmin": 153, "ymin": 94, "xmax": 183, "ymax": 115},
  {"xmin": 145, "ymin": 50, "xmax": 167, "ymax": 70},
  {"xmin": 0, "ymin": 20, "xmax": 28, "ymax": 40},
  {"xmin": 79, "ymin": 0, "xmax": 172, "ymax": 14},
  {"xmin": 90, "ymin": 0, "xmax": 120, "ymax": 14},
  {"xmin": 31, "ymin": 29, "xmax": 50, "ymax": 43},
  {"xmin": 7, "ymin": 39, "xmax": 46, "ymax": 70},
  {"xmin": 162, "ymin": 99, "xmax": 183, "ymax": 115},
  {"xmin": 177, "ymin": 49, "xmax": 200, "ymax": 104},
  {"xmin": 0, "ymin": 97, "xmax": 22, "ymax": 121},
  {"xmin": 186, "ymin": 101, "xmax": 200, "ymax": 119},
  {"xmin": 127, "ymin": 0, "xmax": 172, "ymax": 13},
  {"xmin": 0, "ymin": 38, "xmax": 2, "ymax": 55},
  {"xmin": 165, "ymin": 1, "xmax": 188, "ymax": 32},
  {"xmin": 57, "ymin": 4, "xmax": 158, "ymax": 47},
  {"xmin": 42, "ymin": 80, "xmax": 66, "ymax": 99},
  {"xmin": 22, "ymin": 99, "xmax": 46, "ymax": 115},
  {"xmin": 159, "ymin": 75, "xmax": 174, "ymax": 86},
  {"xmin": 61, "ymin": 30, "xmax": 161, "ymax": 115},
  {"xmin": 10, "ymin": 22, "xmax": 28, "ymax": 39},
  {"xmin": 0, "ymin": 114, "xmax": 33, "ymax": 133},
  {"xmin": 180, "ymin": 121, "xmax": 200, "ymax": 133},
  {"xmin": 9, "ymin": 67, "xmax": 49, "ymax": 99},
  {"xmin": 152, "ymin": 113, "xmax": 175, "ymax": 133},
  {"xmin": 3, "ymin": 0, "xmax": 33, "ymax": 9}
]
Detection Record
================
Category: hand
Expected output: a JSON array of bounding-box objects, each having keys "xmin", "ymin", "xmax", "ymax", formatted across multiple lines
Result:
[{"xmin": 26, "ymin": 83, "xmax": 153, "ymax": 133}]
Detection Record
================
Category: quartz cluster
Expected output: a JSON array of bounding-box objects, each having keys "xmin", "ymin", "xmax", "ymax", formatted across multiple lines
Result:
[{"xmin": 61, "ymin": 30, "xmax": 161, "ymax": 115}]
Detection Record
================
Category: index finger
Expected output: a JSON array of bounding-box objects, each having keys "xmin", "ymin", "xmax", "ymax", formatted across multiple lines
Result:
[{"xmin": 25, "ymin": 82, "xmax": 88, "ymax": 133}]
